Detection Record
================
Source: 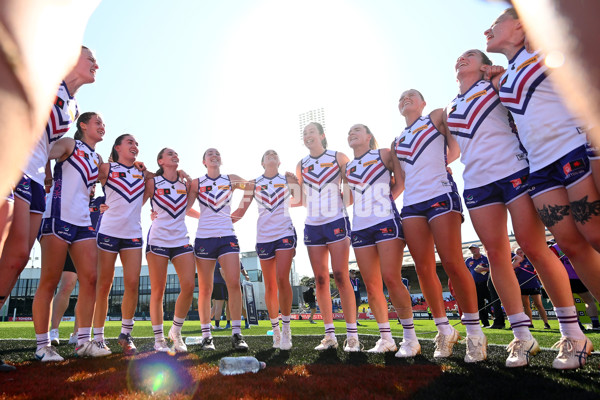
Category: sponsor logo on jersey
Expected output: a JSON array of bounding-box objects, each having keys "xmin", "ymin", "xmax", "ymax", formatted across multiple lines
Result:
[
  {"xmin": 320, "ymin": 163, "xmax": 333, "ymax": 168},
  {"xmin": 517, "ymin": 55, "xmax": 539, "ymax": 72},
  {"xmin": 466, "ymin": 89, "xmax": 487, "ymax": 102},
  {"xmin": 333, "ymin": 227, "xmax": 345, "ymax": 235},
  {"xmin": 563, "ymin": 159, "xmax": 585, "ymax": 176},
  {"xmin": 176, "ymin": 189, "xmax": 186, "ymax": 194},
  {"xmin": 218, "ymin": 185, "xmax": 230, "ymax": 190},
  {"xmin": 412, "ymin": 124, "xmax": 428, "ymax": 135},
  {"xmin": 132, "ymin": 174, "xmax": 143, "ymax": 179},
  {"xmin": 258, "ymin": 248, "xmax": 266, "ymax": 255},
  {"xmin": 363, "ymin": 159, "xmax": 378, "ymax": 167},
  {"xmin": 274, "ymin": 184, "xmax": 285, "ymax": 188}
]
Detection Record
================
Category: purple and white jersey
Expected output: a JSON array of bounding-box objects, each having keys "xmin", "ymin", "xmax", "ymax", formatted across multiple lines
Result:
[
  {"xmin": 394, "ymin": 115, "xmax": 456, "ymax": 206},
  {"xmin": 195, "ymin": 174, "xmax": 235, "ymax": 238},
  {"xmin": 346, "ymin": 149, "xmax": 394, "ymax": 231},
  {"xmin": 447, "ymin": 80, "xmax": 529, "ymax": 189},
  {"xmin": 97, "ymin": 162, "xmax": 145, "ymax": 239},
  {"xmin": 24, "ymin": 81, "xmax": 79, "ymax": 186},
  {"xmin": 498, "ymin": 47, "xmax": 586, "ymax": 172},
  {"xmin": 45, "ymin": 140, "xmax": 99, "ymax": 226},
  {"xmin": 253, "ymin": 174, "xmax": 295, "ymax": 243},
  {"xmin": 301, "ymin": 150, "xmax": 347, "ymax": 226},
  {"xmin": 148, "ymin": 176, "xmax": 189, "ymax": 247}
]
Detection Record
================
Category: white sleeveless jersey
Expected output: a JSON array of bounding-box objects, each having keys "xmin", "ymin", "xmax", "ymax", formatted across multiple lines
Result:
[
  {"xmin": 97, "ymin": 163, "xmax": 145, "ymax": 239},
  {"xmin": 394, "ymin": 116, "xmax": 456, "ymax": 206},
  {"xmin": 301, "ymin": 150, "xmax": 348, "ymax": 225},
  {"xmin": 447, "ymin": 80, "xmax": 529, "ymax": 189},
  {"xmin": 253, "ymin": 174, "xmax": 295, "ymax": 243},
  {"xmin": 346, "ymin": 149, "xmax": 395, "ymax": 231},
  {"xmin": 148, "ymin": 176, "xmax": 189, "ymax": 247},
  {"xmin": 195, "ymin": 174, "xmax": 235, "ymax": 238},
  {"xmin": 45, "ymin": 140, "xmax": 99, "ymax": 226},
  {"xmin": 498, "ymin": 47, "xmax": 586, "ymax": 172},
  {"xmin": 24, "ymin": 81, "xmax": 79, "ymax": 185}
]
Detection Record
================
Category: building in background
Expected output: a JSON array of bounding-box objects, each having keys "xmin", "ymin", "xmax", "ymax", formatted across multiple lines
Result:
[{"xmin": 298, "ymin": 107, "xmax": 326, "ymax": 138}]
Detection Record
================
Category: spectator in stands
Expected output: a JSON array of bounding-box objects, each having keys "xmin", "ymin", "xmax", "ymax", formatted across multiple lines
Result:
[
  {"xmin": 512, "ymin": 248, "xmax": 551, "ymax": 329},
  {"xmin": 303, "ymin": 282, "xmax": 317, "ymax": 324},
  {"xmin": 349, "ymin": 270, "xmax": 362, "ymax": 326}
]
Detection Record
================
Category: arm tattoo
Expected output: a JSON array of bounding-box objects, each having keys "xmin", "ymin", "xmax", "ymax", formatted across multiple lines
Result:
[
  {"xmin": 536, "ymin": 204, "xmax": 570, "ymax": 227},
  {"xmin": 570, "ymin": 195, "xmax": 600, "ymax": 225}
]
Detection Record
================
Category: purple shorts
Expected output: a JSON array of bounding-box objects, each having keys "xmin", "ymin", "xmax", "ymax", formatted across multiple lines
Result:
[
  {"xmin": 256, "ymin": 234, "xmax": 297, "ymax": 260},
  {"xmin": 304, "ymin": 217, "xmax": 351, "ymax": 246},
  {"xmin": 14, "ymin": 175, "xmax": 45, "ymax": 213},
  {"xmin": 351, "ymin": 217, "xmax": 404, "ymax": 248},
  {"xmin": 463, "ymin": 167, "xmax": 530, "ymax": 210},
  {"xmin": 97, "ymin": 233, "xmax": 143, "ymax": 253},
  {"xmin": 401, "ymin": 191, "xmax": 463, "ymax": 222},
  {"xmin": 146, "ymin": 243, "xmax": 193, "ymax": 261},
  {"xmin": 40, "ymin": 218, "xmax": 96, "ymax": 244},
  {"xmin": 194, "ymin": 235, "xmax": 240, "ymax": 260}
]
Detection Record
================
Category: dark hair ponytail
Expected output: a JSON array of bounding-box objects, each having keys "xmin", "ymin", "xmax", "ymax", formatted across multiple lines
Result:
[
  {"xmin": 310, "ymin": 122, "xmax": 328, "ymax": 149},
  {"xmin": 74, "ymin": 112, "xmax": 98, "ymax": 140},
  {"xmin": 155, "ymin": 148, "xmax": 167, "ymax": 176},
  {"xmin": 110, "ymin": 134, "xmax": 132, "ymax": 163}
]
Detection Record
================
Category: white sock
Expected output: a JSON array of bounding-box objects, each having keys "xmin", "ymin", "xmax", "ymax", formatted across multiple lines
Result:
[
  {"xmin": 324, "ymin": 323, "xmax": 335, "ymax": 339},
  {"xmin": 434, "ymin": 317, "xmax": 452, "ymax": 335},
  {"xmin": 121, "ymin": 318, "xmax": 134, "ymax": 335},
  {"xmin": 152, "ymin": 324, "xmax": 164, "ymax": 341},
  {"xmin": 461, "ymin": 312, "xmax": 484, "ymax": 336},
  {"xmin": 270, "ymin": 317, "xmax": 280, "ymax": 335},
  {"xmin": 232, "ymin": 320, "xmax": 242, "ymax": 335},
  {"xmin": 36, "ymin": 332, "xmax": 50, "ymax": 351},
  {"xmin": 282, "ymin": 315, "xmax": 291, "ymax": 334},
  {"xmin": 201, "ymin": 323, "xmax": 212, "ymax": 338},
  {"xmin": 346, "ymin": 322, "xmax": 358, "ymax": 340},
  {"xmin": 377, "ymin": 322, "xmax": 393, "ymax": 342},
  {"xmin": 172, "ymin": 316, "xmax": 185, "ymax": 334},
  {"xmin": 93, "ymin": 327, "xmax": 105, "ymax": 343},
  {"xmin": 77, "ymin": 327, "xmax": 92, "ymax": 346},
  {"xmin": 555, "ymin": 306, "xmax": 585, "ymax": 339},
  {"xmin": 400, "ymin": 318, "xmax": 418, "ymax": 341},
  {"xmin": 507, "ymin": 313, "xmax": 532, "ymax": 341}
]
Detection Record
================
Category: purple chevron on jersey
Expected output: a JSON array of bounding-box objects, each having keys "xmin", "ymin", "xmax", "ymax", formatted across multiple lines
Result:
[
  {"xmin": 346, "ymin": 156, "xmax": 387, "ymax": 195},
  {"xmin": 105, "ymin": 164, "xmax": 145, "ymax": 203},
  {"xmin": 254, "ymin": 180, "xmax": 289, "ymax": 212},
  {"xmin": 499, "ymin": 48, "xmax": 548, "ymax": 115},
  {"xmin": 153, "ymin": 190, "xmax": 186, "ymax": 219},
  {"xmin": 395, "ymin": 116, "xmax": 441, "ymax": 165},
  {"xmin": 66, "ymin": 141, "xmax": 99, "ymax": 188},
  {"xmin": 46, "ymin": 81, "xmax": 79, "ymax": 143},
  {"xmin": 197, "ymin": 175, "xmax": 232, "ymax": 213},
  {"xmin": 447, "ymin": 81, "xmax": 501, "ymax": 138},
  {"xmin": 301, "ymin": 151, "xmax": 340, "ymax": 192}
]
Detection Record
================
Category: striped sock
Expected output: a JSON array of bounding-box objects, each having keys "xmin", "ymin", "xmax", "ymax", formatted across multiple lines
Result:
[
  {"xmin": 121, "ymin": 319, "xmax": 134, "ymax": 335},
  {"xmin": 461, "ymin": 312, "xmax": 483, "ymax": 336},
  {"xmin": 93, "ymin": 327, "xmax": 105, "ymax": 343},
  {"xmin": 152, "ymin": 324, "xmax": 164, "ymax": 341},
  {"xmin": 270, "ymin": 318, "xmax": 280, "ymax": 336},
  {"xmin": 346, "ymin": 322, "xmax": 358, "ymax": 340},
  {"xmin": 507, "ymin": 313, "xmax": 532, "ymax": 340},
  {"xmin": 377, "ymin": 322, "xmax": 393, "ymax": 341},
  {"xmin": 400, "ymin": 318, "xmax": 417, "ymax": 341},
  {"xmin": 324, "ymin": 323, "xmax": 336, "ymax": 339},
  {"xmin": 434, "ymin": 317, "xmax": 452, "ymax": 335},
  {"xmin": 555, "ymin": 306, "xmax": 585, "ymax": 339},
  {"xmin": 77, "ymin": 327, "xmax": 92, "ymax": 346},
  {"xmin": 172, "ymin": 316, "xmax": 185, "ymax": 334},
  {"xmin": 282, "ymin": 315, "xmax": 291, "ymax": 334},
  {"xmin": 232, "ymin": 320, "xmax": 242, "ymax": 335},
  {"xmin": 201, "ymin": 323, "xmax": 212, "ymax": 338},
  {"xmin": 36, "ymin": 332, "xmax": 50, "ymax": 352}
]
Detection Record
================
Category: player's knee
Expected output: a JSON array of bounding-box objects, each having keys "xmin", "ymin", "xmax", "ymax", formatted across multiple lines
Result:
[{"xmin": 315, "ymin": 274, "xmax": 329, "ymax": 287}]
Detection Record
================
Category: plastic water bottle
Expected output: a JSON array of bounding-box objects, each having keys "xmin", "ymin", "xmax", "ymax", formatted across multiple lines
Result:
[
  {"xmin": 219, "ymin": 356, "xmax": 266, "ymax": 375},
  {"xmin": 184, "ymin": 336, "xmax": 203, "ymax": 345},
  {"xmin": 266, "ymin": 330, "xmax": 274, "ymax": 336}
]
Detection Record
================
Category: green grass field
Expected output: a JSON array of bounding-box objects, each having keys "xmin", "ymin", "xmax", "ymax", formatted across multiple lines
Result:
[{"xmin": 1, "ymin": 319, "xmax": 599, "ymax": 399}]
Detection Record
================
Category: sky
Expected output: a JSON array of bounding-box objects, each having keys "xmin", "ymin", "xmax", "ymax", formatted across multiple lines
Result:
[{"xmin": 30, "ymin": 0, "xmax": 511, "ymax": 277}]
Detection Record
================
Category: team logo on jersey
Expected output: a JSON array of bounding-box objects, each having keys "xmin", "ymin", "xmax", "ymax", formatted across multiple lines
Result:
[
  {"xmin": 333, "ymin": 227, "xmax": 345, "ymax": 235},
  {"xmin": 466, "ymin": 90, "xmax": 487, "ymax": 102},
  {"xmin": 54, "ymin": 96, "xmax": 65, "ymax": 108},
  {"xmin": 258, "ymin": 185, "xmax": 268, "ymax": 191},
  {"xmin": 363, "ymin": 160, "xmax": 377, "ymax": 167},
  {"xmin": 156, "ymin": 188, "xmax": 171, "ymax": 195},
  {"xmin": 76, "ymin": 150, "xmax": 89, "ymax": 159},
  {"xmin": 398, "ymin": 136, "xmax": 406, "ymax": 144},
  {"xmin": 218, "ymin": 185, "xmax": 230, "ymax": 190},
  {"xmin": 430, "ymin": 201, "xmax": 448, "ymax": 208},
  {"xmin": 449, "ymin": 104, "xmax": 457, "ymax": 115},
  {"xmin": 379, "ymin": 227, "xmax": 393, "ymax": 234},
  {"xmin": 348, "ymin": 166, "xmax": 357, "ymax": 174},
  {"xmin": 320, "ymin": 163, "xmax": 333, "ymax": 168},
  {"xmin": 90, "ymin": 206, "xmax": 98, "ymax": 212},
  {"xmin": 111, "ymin": 172, "xmax": 127, "ymax": 178},
  {"xmin": 303, "ymin": 165, "xmax": 315, "ymax": 173},
  {"xmin": 200, "ymin": 186, "xmax": 212, "ymax": 192},
  {"xmin": 500, "ymin": 76, "xmax": 508, "ymax": 87}
]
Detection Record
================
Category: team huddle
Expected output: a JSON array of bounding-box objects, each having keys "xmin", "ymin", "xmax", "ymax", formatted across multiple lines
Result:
[{"xmin": 1, "ymin": 7, "xmax": 600, "ymax": 371}]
